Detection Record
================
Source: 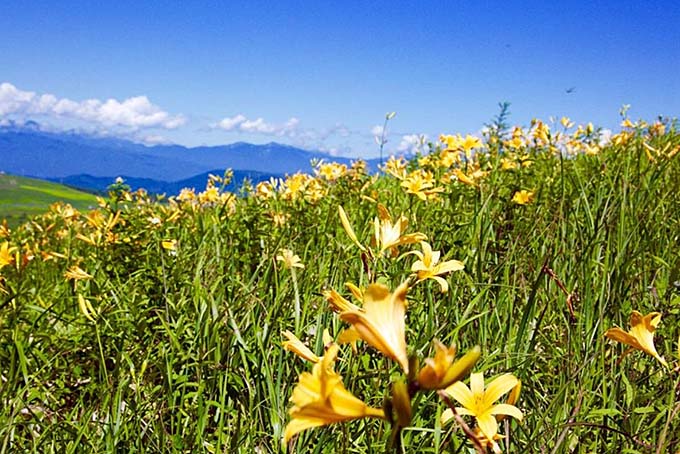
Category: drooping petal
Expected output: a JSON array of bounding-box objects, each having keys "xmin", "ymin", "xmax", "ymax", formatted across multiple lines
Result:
[
  {"xmin": 475, "ymin": 413, "xmax": 499, "ymax": 442},
  {"xmin": 283, "ymin": 416, "xmax": 328, "ymax": 443},
  {"xmin": 489, "ymin": 403, "xmax": 523, "ymax": 421},
  {"xmin": 604, "ymin": 327, "xmax": 641, "ymax": 350},
  {"xmin": 432, "ymin": 276, "xmax": 449, "ymax": 293},
  {"xmin": 282, "ymin": 330, "xmax": 320, "ymax": 363}
]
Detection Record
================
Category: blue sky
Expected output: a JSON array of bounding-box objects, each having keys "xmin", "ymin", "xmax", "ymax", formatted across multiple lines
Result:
[{"xmin": 1, "ymin": 1, "xmax": 679, "ymax": 157}]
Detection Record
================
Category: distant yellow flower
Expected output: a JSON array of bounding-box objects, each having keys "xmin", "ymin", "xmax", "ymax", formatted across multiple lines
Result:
[
  {"xmin": 454, "ymin": 169, "xmax": 478, "ymax": 187},
  {"xmin": 161, "ymin": 239, "xmax": 177, "ymax": 252},
  {"xmin": 460, "ymin": 134, "xmax": 482, "ymax": 153},
  {"xmin": 177, "ymin": 187, "xmax": 196, "ymax": 202},
  {"xmin": 532, "ymin": 120, "xmax": 551, "ymax": 145},
  {"xmin": 0, "ymin": 221, "xmax": 10, "ymax": 238},
  {"xmin": 511, "ymin": 190, "xmax": 535, "ymax": 205},
  {"xmin": 316, "ymin": 162, "xmax": 348, "ymax": 181},
  {"xmin": 199, "ymin": 185, "xmax": 220, "ymax": 204},
  {"xmin": 270, "ymin": 211, "xmax": 289, "ymax": 227},
  {"xmin": 383, "ymin": 156, "xmax": 408, "ymax": 180},
  {"xmin": 255, "ymin": 180, "xmax": 276, "ymax": 199},
  {"xmin": 442, "ymin": 372, "xmax": 523, "ymax": 442},
  {"xmin": 438, "ymin": 150, "xmax": 459, "ymax": 168},
  {"xmin": 284, "ymin": 344, "xmax": 385, "ymax": 443},
  {"xmin": 560, "ymin": 117, "xmax": 574, "ymax": 129},
  {"xmin": 282, "ymin": 172, "xmax": 312, "ymax": 201},
  {"xmin": 338, "ymin": 281, "xmax": 410, "ymax": 373},
  {"xmin": 408, "ymin": 241, "xmax": 464, "ymax": 293},
  {"xmin": 417, "ymin": 341, "xmax": 480, "ymax": 390},
  {"xmin": 401, "ymin": 170, "xmax": 445, "ymax": 201},
  {"xmin": 0, "ymin": 242, "xmax": 16, "ymax": 269},
  {"xmin": 338, "ymin": 205, "xmax": 426, "ymax": 257},
  {"xmin": 605, "ymin": 310, "xmax": 667, "ymax": 366},
  {"xmin": 277, "ymin": 249, "xmax": 305, "ymax": 269},
  {"xmin": 64, "ymin": 265, "xmax": 93, "ymax": 281}
]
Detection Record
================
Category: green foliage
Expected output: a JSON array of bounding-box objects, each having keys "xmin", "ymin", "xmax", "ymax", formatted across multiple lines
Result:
[{"xmin": 0, "ymin": 119, "xmax": 679, "ymax": 453}]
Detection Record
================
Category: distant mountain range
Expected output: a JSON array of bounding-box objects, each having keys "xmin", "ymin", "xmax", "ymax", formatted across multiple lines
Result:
[{"xmin": 0, "ymin": 123, "xmax": 381, "ymax": 195}]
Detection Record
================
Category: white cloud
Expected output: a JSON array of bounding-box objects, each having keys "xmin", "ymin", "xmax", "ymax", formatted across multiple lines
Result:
[
  {"xmin": 215, "ymin": 114, "xmax": 247, "ymax": 130},
  {"xmin": 371, "ymin": 125, "xmax": 384, "ymax": 137},
  {"xmin": 0, "ymin": 82, "xmax": 186, "ymax": 130},
  {"xmin": 213, "ymin": 114, "xmax": 301, "ymax": 137},
  {"xmin": 397, "ymin": 134, "xmax": 429, "ymax": 153}
]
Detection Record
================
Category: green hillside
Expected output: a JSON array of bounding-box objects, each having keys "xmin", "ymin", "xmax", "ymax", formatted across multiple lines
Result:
[{"xmin": 0, "ymin": 173, "xmax": 98, "ymax": 226}]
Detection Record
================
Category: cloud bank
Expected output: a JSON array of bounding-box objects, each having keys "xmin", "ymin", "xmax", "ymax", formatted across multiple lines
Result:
[
  {"xmin": 0, "ymin": 82, "xmax": 185, "ymax": 130},
  {"xmin": 213, "ymin": 114, "xmax": 300, "ymax": 137}
]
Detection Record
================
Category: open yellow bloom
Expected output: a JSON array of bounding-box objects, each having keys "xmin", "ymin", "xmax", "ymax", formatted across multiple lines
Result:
[
  {"xmin": 409, "ymin": 241, "xmax": 464, "ymax": 293},
  {"xmin": 417, "ymin": 341, "xmax": 480, "ymax": 390},
  {"xmin": 373, "ymin": 204, "xmax": 427, "ymax": 257},
  {"xmin": 284, "ymin": 344, "xmax": 385, "ymax": 443},
  {"xmin": 338, "ymin": 205, "xmax": 426, "ymax": 257},
  {"xmin": 605, "ymin": 310, "xmax": 667, "ymax": 366},
  {"xmin": 442, "ymin": 372, "xmax": 523, "ymax": 442},
  {"xmin": 401, "ymin": 170, "xmax": 445, "ymax": 201},
  {"xmin": 0, "ymin": 242, "xmax": 16, "ymax": 269},
  {"xmin": 338, "ymin": 282, "xmax": 410, "ymax": 373},
  {"xmin": 511, "ymin": 190, "xmax": 535, "ymax": 205},
  {"xmin": 276, "ymin": 249, "xmax": 305, "ymax": 269}
]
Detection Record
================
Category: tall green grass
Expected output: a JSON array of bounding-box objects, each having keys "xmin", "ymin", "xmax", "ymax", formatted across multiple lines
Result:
[{"xmin": 0, "ymin": 121, "xmax": 679, "ymax": 453}]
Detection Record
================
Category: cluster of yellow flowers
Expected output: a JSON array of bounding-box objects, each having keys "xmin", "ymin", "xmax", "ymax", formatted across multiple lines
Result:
[{"xmin": 280, "ymin": 204, "xmax": 523, "ymax": 452}]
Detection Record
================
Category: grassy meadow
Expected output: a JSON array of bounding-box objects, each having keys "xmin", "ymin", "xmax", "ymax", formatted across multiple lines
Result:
[
  {"xmin": 1, "ymin": 117, "xmax": 679, "ymax": 453},
  {"xmin": 0, "ymin": 174, "xmax": 98, "ymax": 228}
]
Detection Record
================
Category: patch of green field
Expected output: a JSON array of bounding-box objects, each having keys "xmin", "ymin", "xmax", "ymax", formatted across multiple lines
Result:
[{"xmin": 0, "ymin": 173, "xmax": 98, "ymax": 226}]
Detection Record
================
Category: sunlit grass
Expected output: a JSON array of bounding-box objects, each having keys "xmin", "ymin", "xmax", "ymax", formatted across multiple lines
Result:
[{"xmin": 0, "ymin": 117, "xmax": 679, "ymax": 453}]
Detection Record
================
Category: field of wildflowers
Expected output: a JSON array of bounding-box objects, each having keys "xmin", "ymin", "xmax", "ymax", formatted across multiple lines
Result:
[{"xmin": 1, "ymin": 114, "xmax": 679, "ymax": 453}]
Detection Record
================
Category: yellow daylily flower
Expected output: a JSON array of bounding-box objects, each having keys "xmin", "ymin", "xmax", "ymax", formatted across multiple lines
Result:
[
  {"xmin": 0, "ymin": 221, "xmax": 10, "ymax": 238},
  {"xmin": 605, "ymin": 310, "xmax": 667, "ymax": 366},
  {"xmin": 511, "ymin": 190, "xmax": 535, "ymax": 205},
  {"xmin": 442, "ymin": 372, "xmax": 523, "ymax": 442},
  {"xmin": 401, "ymin": 170, "xmax": 445, "ymax": 201},
  {"xmin": 0, "ymin": 242, "xmax": 16, "ymax": 269},
  {"xmin": 64, "ymin": 265, "xmax": 94, "ymax": 281},
  {"xmin": 161, "ymin": 239, "xmax": 177, "ymax": 251},
  {"xmin": 454, "ymin": 168, "xmax": 478, "ymax": 187},
  {"xmin": 408, "ymin": 241, "xmax": 464, "ymax": 293},
  {"xmin": 338, "ymin": 205, "xmax": 426, "ymax": 257},
  {"xmin": 276, "ymin": 249, "xmax": 305, "ymax": 269},
  {"xmin": 373, "ymin": 204, "xmax": 427, "ymax": 257},
  {"xmin": 417, "ymin": 342, "xmax": 480, "ymax": 390},
  {"xmin": 338, "ymin": 281, "xmax": 410, "ymax": 373},
  {"xmin": 284, "ymin": 344, "xmax": 385, "ymax": 443}
]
